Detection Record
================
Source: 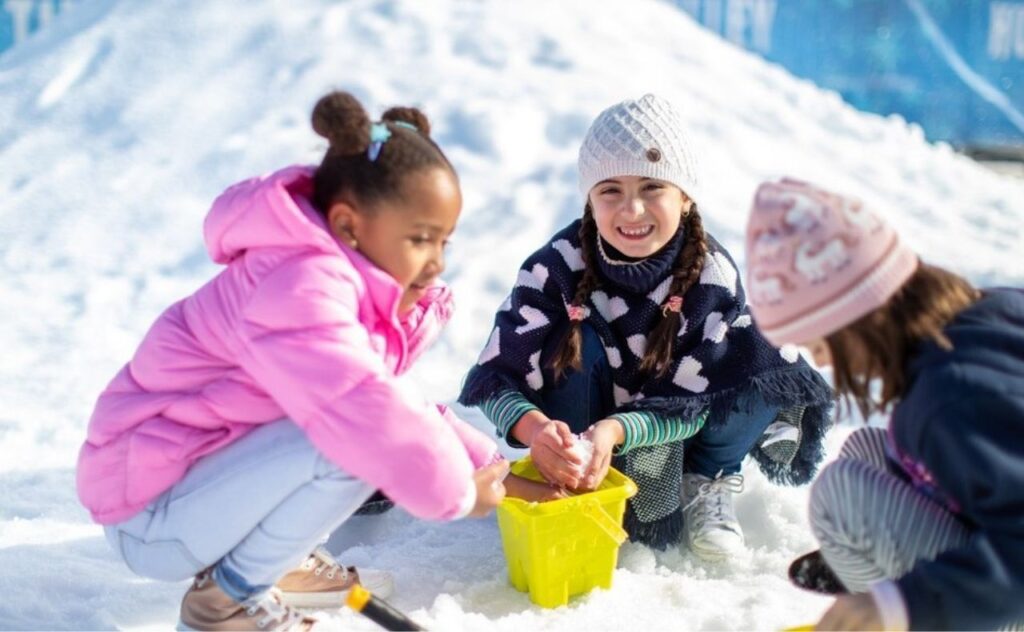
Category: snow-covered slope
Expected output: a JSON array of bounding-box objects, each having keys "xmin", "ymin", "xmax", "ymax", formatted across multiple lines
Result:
[{"xmin": 1, "ymin": 0, "xmax": 1021, "ymax": 629}]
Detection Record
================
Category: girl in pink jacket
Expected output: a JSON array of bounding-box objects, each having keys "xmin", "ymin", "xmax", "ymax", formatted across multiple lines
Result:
[{"xmin": 76, "ymin": 91, "xmax": 508, "ymax": 631}]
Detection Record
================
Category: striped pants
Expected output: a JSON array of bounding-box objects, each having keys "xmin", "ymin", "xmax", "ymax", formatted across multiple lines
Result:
[{"xmin": 808, "ymin": 427, "xmax": 969, "ymax": 593}]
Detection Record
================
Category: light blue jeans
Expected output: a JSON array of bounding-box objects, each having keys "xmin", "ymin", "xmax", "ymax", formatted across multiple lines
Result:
[{"xmin": 104, "ymin": 420, "xmax": 374, "ymax": 601}]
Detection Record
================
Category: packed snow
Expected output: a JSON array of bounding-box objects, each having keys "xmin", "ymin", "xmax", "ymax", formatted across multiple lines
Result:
[{"xmin": 1, "ymin": 0, "xmax": 1021, "ymax": 629}]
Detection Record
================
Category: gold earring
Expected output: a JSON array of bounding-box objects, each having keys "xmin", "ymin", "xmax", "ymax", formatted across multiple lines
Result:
[{"xmin": 342, "ymin": 226, "xmax": 358, "ymax": 248}]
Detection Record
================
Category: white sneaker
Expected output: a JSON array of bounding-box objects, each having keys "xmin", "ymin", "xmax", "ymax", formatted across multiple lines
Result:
[
  {"xmin": 680, "ymin": 472, "xmax": 745, "ymax": 561},
  {"xmin": 276, "ymin": 546, "xmax": 394, "ymax": 609}
]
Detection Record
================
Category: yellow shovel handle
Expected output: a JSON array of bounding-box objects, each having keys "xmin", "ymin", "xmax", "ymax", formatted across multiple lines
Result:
[{"xmin": 582, "ymin": 499, "xmax": 628, "ymax": 545}]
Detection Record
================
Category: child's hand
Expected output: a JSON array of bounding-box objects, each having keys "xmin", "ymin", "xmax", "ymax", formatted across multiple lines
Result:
[
  {"xmin": 468, "ymin": 459, "xmax": 510, "ymax": 517},
  {"xmin": 529, "ymin": 419, "xmax": 584, "ymax": 489},
  {"xmin": 575, "ymin": 418, "xmax": 624, "ymax": 492},
  {"xmin": 815, "ymin": 593, "xmax": 882, "ymax": 631},
  {"xmin": 504, "ymin": 472, "xmax": 570, "ymax": 503}
]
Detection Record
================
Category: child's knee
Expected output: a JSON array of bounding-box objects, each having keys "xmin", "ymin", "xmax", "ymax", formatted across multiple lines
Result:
[
  {"xmin": 810, "ymin": 457, "xmax": 884, "ymax": 549},
  {"xmin": 809, "ymin": 459, "xmax": 856, "ymax": 533},
  {"xmin": 837, "ymin": 427, "xmax": 886, "ymax": 461},
  {"xmin": 108, "ymin": 526, "xmax": 205, "ymax": 582}
]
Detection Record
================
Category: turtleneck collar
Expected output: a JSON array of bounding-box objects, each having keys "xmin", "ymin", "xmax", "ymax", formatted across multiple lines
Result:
[{"xmin": 595, "ymin": 224, "xmax": 686, "ymax": 294}]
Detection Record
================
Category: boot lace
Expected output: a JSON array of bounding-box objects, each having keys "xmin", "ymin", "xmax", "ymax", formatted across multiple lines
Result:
[
  {"xmin": 300, "ymin": 546, "xmax": 350, "ymax": 583},
  {"xmin": 682, "ymin": 473, "xmax": 744, "ymax": 528}
]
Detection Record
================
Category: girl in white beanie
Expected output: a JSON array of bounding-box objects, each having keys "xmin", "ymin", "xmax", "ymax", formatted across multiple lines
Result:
[{"xmin": 459, "ymin": 94, "xmax": 833, "ymax": 556}]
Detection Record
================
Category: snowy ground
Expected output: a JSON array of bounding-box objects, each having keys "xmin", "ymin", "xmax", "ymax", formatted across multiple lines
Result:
[{"xmin": 1, "ymin": 0, "xmax": 1022, "ymax": 629}]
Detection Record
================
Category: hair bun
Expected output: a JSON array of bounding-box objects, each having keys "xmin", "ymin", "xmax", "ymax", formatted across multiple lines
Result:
[
  {"xmin": 382, "ymin": 106, "xmax": 431, "ymax": 136},
  {"xmin": 311, "ymin": 91, "xmax": 371, "ymax": 154}
]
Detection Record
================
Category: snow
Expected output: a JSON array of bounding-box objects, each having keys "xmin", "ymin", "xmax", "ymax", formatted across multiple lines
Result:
[{"xmin": 1, "ymin": 0, "xmax": 1021, "ymax": 629}]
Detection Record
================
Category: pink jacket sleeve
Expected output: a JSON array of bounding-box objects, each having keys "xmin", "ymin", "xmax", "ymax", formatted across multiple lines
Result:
[
  {"xmin": 436, "ymin": 404, "xmax": 500, "ymax": 468},
  {"xmin": 235, "ymin": 255, "xmax": 476, "ymax": 521}
]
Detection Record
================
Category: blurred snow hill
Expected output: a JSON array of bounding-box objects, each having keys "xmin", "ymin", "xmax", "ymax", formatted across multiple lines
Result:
[{"xmin": 0, "ymin": 1, "xmax": 1022, "ymax": 629}]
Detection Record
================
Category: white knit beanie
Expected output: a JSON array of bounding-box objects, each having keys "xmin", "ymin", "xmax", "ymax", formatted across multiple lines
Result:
[{"xmin": 578, "ymin": 93, "xmax": 701, "ymax": 203}]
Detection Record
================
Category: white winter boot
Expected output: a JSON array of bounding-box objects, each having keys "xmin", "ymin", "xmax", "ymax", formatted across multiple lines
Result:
[{"xmin": 680, "ymin": 472, "xmax": 745, "ymax": 561}]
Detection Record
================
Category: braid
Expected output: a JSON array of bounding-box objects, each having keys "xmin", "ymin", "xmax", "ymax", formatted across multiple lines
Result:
[
  {"xmin": 676, "ymin": 206, "xmax": 708, "ymax": 295},
  {"xmin": 549, "ymin": 205, "xmax": 602, "ymax": 379},
  {"xmin": 576, "ymin": 205, "xmax": 603, "ymax": 301},
  {"xmin": 639, "ymin": 206, "xmax": 708, "ymax": 376}
]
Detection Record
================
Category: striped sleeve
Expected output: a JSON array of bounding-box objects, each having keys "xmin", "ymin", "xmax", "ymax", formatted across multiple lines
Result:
[
  {"xmin": 610, "ymin": 408, "xmax": 709, "ymax": 454},
  {"xmin": 478, "ymin": 389, "xmax": 539, "ymax": 448}
]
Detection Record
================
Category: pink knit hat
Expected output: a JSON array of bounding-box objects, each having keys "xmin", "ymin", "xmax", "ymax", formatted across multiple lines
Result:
[{"xmin": 744, "ymin": 178, "xmax": 919, "ymax": 346}]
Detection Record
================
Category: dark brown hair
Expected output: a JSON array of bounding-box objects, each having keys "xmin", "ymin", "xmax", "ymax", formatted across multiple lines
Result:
[
  {"xmin": 549, "ymin": 203, "xmax": 709, "ymax": 379},
  {"xmin": 310, "ymin": 91, "xmax": 455, "ymax": 213},
  {"xmin": 826, "ymin": 262, "xmax": 980, "ymax": 419}
]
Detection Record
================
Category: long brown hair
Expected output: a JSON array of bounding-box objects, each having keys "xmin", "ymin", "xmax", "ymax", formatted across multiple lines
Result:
[
  {"xmin": 549, "ymin": 202, "xmax": 709, "ymax": 379},
  {"xmin": 827, "ymin": 262, "xmax": 980, "ymax": 418}
]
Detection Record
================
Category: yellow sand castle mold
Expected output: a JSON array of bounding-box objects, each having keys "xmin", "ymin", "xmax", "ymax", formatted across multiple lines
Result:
[{"xmin": 496, "ymin": 457, "xmax": 638, "ymax": 608}]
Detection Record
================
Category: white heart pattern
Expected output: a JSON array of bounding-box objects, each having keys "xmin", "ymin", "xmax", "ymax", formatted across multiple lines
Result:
[
  {"xmin": 673, "ymin": 356, "xmax": 709, "ymax": 393},
  {"xmin": 702, "ymin": 311, "xmax": 729, "ymax": 343},
  {"xmin": 552, "ymin": 239, "xmax": 585, "ymax": 272},
  {"xmin": 780, "ymin": 344, "xmax": 800, "ymax": 363},
  {"xmin": 613, "ymin": 384, "xmax": 636, "ymax": 407},
  {"xmin": 497, "ymin": 295, "xmax": 512, "ymax": 312},
  {"xmin": 605, "ymin": 346, "xmax": 622, "ymax": 369},
  {"xmin": 647, "ymin": 276, "xmax": 672, "ymax": 306},
  {"xmin": 677, "ymin": 315, "xmax": 689, "ymax": 338},
  {"xmin": 477, "ymin": 327, "xmax": 501, "ymax": 364},
  {"xmin": 515, "ymin": 263, "xmax": 549, "ymax": 292},
  {"xmin": 732, "ymin": 314, "xmax": 752, "ymax": 328},
  {"xmin": 590, "ymin": 291, "xmax": 630, "ymax": 322},
  {"xmin": 514, "ymin": 305, "xmax": 550, "ymax": 335},
  {"xmin": 525, "ymin": 351, "xmax": 543, "ymax": 390},
  {"xmin": 627, "ymin": 334, "xmax": 648, "ymax": 358},
  {"xmin": 699, "ymin": 251, "xmax": 738, "ymax": 296}
]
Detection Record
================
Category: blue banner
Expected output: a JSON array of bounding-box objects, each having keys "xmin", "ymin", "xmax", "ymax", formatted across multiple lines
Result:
[
  {"xmin": 1, "ymin": 0, "xmax": 78, "ymax": 57},
  {"xmin": 676, "ymin": 0, "xmax": 1024, "ymax": 151}
]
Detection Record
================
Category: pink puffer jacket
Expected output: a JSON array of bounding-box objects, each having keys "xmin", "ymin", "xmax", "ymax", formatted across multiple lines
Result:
[{"xmin": 76, "ymin": 166, "xmax": 497, "ymax": 524}]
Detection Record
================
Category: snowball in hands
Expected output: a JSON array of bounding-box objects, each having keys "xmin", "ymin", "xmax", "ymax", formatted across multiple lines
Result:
[{"xmin": 567, "ymin": 434, "xmax": 595, "ymax": 475}]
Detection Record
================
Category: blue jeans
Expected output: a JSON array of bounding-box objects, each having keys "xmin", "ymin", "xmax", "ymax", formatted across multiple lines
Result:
[
  {"xmin": 537, "ymin": 325, "xmax": 777, "ymax": 477},
  {"xmin": 104, "ymin": 420, "xmax": 374, "ymax": 601}
]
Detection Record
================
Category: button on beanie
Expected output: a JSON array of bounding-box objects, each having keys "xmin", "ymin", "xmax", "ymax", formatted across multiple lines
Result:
[
  {"xmin": 744, "ymin": 178, "xmax": 919, "ymax": 346},
  {"xmin": 578, "ymin": 94, "xmax": 701, "ymax": 203}
]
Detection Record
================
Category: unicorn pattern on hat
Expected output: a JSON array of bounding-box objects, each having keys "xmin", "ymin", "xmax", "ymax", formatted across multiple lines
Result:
[
  {"xmin": 794, "ymin": 236, "xmax": 856, "ymax": 283},
  {"xmin": 838, "ymin": 197, "xmax": 883, "ymax": 234},
  {"xmin": 749, "ymin": 273, "xmax": 791, "ymax": 306}
]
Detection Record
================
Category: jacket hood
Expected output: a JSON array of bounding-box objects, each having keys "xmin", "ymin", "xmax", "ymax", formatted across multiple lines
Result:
[{"xmin": 204, "ymin": 165, "xmax": 338, "ymax": 264}]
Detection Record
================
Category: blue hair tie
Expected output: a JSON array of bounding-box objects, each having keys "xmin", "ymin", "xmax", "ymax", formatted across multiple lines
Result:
[
  {"xmin": 367, "ymin": 123, "xmax": 391, "ymax": 162},
  {"xmin": 366, "ymin": 120, "xmax": 420, "ymax": 161}
]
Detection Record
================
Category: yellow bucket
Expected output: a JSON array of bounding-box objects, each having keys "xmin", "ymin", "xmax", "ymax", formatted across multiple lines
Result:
[{"xmin": 496, "ymin": 457, "xmax": 638, "ymax": 608}]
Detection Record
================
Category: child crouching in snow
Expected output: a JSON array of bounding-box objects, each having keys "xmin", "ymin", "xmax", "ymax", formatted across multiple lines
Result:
[
  {"xmin": 459, "ymin": 94, "xmax": 833, "ymax": 556},
  {"xmin": 76, "ymin": 91, "xmax": 508, "ymax": 631},
  {"xmin": 744, "ymin": 178, "xmax": 1024, "ymax": 630}
]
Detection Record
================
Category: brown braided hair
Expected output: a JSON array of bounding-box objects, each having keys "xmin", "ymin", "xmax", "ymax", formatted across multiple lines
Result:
[
  {"xmin": 549, "ymin": 203, "xmax": 709, "ymax": 379},
  {"xmin": 309, "ymin": 91, "xmax": 456, "ymax": 214},
  {"xmin": 638, "ymin": 207, "xmax": 708, "ymax": 376},
  {"xmin": 549, "ymin": 203, "xmax": 603, "ymax": 380}
]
